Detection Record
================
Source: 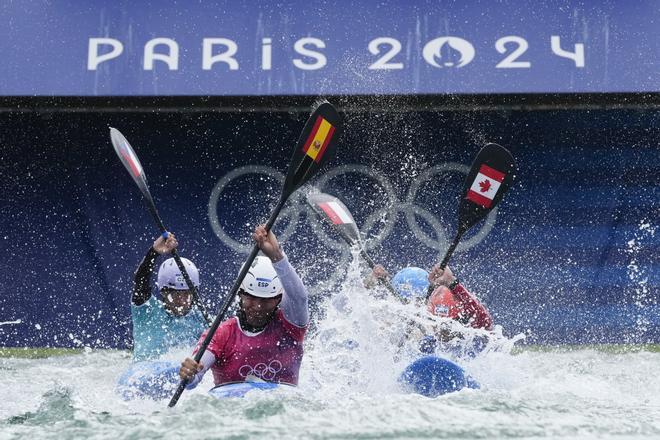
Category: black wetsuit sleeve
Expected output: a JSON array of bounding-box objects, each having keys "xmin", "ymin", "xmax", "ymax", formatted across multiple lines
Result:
[{"xmin": 132, "ymin": 247, "xmax": 159, "ymax": 306}]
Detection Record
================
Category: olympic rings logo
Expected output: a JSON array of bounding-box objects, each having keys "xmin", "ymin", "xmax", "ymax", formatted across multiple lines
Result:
[
  {"xmin": 208, "ymin": 163, "xmax": 498, "ymax": 260},
  {"xmin": 238, "ymin": 359, "xmax": 283, "ymax": 381}
]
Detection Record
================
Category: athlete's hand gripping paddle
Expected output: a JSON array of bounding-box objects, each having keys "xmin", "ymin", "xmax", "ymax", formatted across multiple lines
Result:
[
  {"xmin": 167, "ymin": 102, "xmax": 343, "ymax": 408},
  {"xmin": 109, "ymin": 127, "xmax": 213, "ymax": 325},
  {"xmin": 306, "ymin": 192, "xmax": 398, "ymax": 296},
  {"xmin": 437, "ymin": 143, "xmax": 516, "ymax": 273}
]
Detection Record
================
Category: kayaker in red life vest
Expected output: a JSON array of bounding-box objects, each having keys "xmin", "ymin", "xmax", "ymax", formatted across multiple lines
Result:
[
  {"xmin": 426, "ymin": 263, "xmax": 492, "ymax": 330},
  {"xmin": 369, "ymin": 263, "xmax": 493, "ymax": 357},
  {"xmin": 178, "ymin": 225, "xmax": 309, "ymax": 388},
  {"xmin": 369, "ymin": 263, "xmax": 493, "ymax": 330}
]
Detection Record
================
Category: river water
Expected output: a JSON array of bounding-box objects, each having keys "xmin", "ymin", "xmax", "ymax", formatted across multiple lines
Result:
[
  {"xmin": 2, "ymin": 347, "xmax": 659, "ymax": 439},
  {"xmin": 2, "ymin": 260, "xmax": 659, "ymax": 439}
]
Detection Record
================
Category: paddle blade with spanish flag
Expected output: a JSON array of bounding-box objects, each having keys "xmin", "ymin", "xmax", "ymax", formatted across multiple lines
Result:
[
  {"xmin": 284, "ymin": 102, "xmax": 343, "ymax": 195},
  {"xmin": 457, "ymin": 143, "xmax": 516, "ymax": 234}
]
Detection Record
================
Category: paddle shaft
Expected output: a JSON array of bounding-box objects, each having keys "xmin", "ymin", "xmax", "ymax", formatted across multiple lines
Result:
[
  {"xmin": 423, "ymin": 228, "xmax": 466, "ymax": 303},
  {"xmin": 167, "ymin": 196, "xmax": 287, "ymax": 408},
  {"xmin": 141, "ymin": 193, "xmax": 213, "ymax": 326},
  {"xmin": 167, "ymin": 101, "xmax": 343, "ymax": 408},
  {"xmin": 438, "ymin": 229, "xmax": 465, "ymax": 271},
  {"xmin": 425, "ymin": 223, "xmax": 467, "ymax": 301}
]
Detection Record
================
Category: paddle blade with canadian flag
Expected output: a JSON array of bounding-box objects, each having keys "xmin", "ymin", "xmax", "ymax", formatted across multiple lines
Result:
[
  {"xmin": 306, "ymin": 192, "xmax": 361, "ymax": 246},
  {"xmin": 458, "ymin": 143, "xmax": 516, "ymax": 234}
]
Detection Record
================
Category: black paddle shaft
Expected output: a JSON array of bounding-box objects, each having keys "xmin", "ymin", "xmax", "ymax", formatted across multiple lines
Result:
[
  {"xmin": 109, "ymin": 127, "xmax": 212, "ymax": 325},
  {"xmin": 438, "ymin": 231, "xmax": 464, "ymax": 270},
  {"xmin": 167, "ymin": 101, "xmax": 343, "ymax": 408},
  {"xmin": 438, "ymin": 143, "xmax": 516, "ymax": 271},
  {"xmin": 142, "ymin": 195, "xmax": 213, "ymax": 325}
]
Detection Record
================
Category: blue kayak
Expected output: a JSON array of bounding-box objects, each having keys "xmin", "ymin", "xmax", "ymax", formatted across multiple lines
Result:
[
  {"xmin": 117, "ymin": 356, "xmax": 474, "ymax": 400},
  {"xmin": 116, "ymin": 360, "xmax": 180, "ymax": 400},
  {"xmin": 117, "ymin": 360, "xmax": 290, "ymax": 400},
  {"xmin": 208, "ymin": 382, "xmax": 287, "ymax": 399},
  {"xmin": 399, "ymin": 355, "xmax": 479, "ymax": 397}
]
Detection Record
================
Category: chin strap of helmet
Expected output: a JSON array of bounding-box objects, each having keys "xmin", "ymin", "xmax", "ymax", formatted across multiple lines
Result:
[
  {"xmin": 237, "ymin": 309, "xmax": 277, "ymax": 333},
  {"xmin": 236, "ymin": 295, "xmax": 280, "ymax": 333}
]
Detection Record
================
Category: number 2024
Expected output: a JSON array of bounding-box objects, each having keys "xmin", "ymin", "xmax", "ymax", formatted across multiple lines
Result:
[{"xmin": 368, "ymin": 36, "xmax": 584, "ymax": 69}]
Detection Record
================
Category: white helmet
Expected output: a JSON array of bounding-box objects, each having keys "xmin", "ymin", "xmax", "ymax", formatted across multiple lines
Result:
[
  {"xmin": 240, "ymin": 256, "xmax": 283, "ymax": 298},
  {"xmin": 156, "ymin": 257, "xmax": 200, "ymax": 290}
]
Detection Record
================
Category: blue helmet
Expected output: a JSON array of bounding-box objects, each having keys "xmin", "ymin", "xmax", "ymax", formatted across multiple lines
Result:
[{"xmin": 391, "ymin": 267, "xmax": 429, "ymax": 299}]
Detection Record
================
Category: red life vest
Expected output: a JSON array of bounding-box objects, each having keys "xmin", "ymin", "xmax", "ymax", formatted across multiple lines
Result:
[{"xmin": 426, "ymin": 284, "xmax": 493, "ymax": 330}]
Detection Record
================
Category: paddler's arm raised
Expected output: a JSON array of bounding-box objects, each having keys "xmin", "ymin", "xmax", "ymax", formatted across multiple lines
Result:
[
  {"xmin": 364, "ymin": 264, "xmax": 389, "ymax": 289},
  {"xmin": 132, "ymin": 233, "xmax": 178, "ymax": 306},
  {"xmin": 253, "ymin": 225, "xmax": 309, "ymax": 327},
  {"xmin": 428, "ymin": 263, "xmax": 493, "ymax": 330}
]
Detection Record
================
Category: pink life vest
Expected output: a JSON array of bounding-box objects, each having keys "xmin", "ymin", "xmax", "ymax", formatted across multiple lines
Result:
[{"xmin": 194, "ymin": 309, "xmax": 306, "ymax": 386}]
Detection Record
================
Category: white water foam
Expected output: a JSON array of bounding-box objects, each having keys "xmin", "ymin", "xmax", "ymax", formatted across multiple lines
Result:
[{"xmin": 1, "ymin": 251, "xmax": 659, "ymax": 439}]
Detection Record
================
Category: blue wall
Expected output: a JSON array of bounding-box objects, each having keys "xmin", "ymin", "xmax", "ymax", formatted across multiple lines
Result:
[{"xmin": 0, "ymin": 106, "xmax": 658, "ymax": 347}]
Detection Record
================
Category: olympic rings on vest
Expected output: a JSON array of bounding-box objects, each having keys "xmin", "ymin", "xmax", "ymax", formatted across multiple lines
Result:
[{"xmin": 238, "ymin": 359, "xmax": 283, "ymax": 381}]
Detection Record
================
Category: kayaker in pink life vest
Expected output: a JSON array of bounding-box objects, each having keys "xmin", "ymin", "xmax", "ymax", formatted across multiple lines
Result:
[{"xmin": 178, "ymin": 224, "xmax": 309, "ymax": 388}]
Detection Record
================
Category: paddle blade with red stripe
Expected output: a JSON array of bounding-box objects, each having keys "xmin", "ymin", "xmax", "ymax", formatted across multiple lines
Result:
[
  {"xmin": 109, "ymin": 127, "xmax": 154, "ymax": 203},
  {"xmin": 284, "ymin": 102, "xmax": 342, "ymax": 196},
  {"xmin": 306, "ymin": 192, "xmax": 361, "ymax": 246},
  {"xmin": 458, "ymin": 143, "xmax": 516, "ymax": 234}
]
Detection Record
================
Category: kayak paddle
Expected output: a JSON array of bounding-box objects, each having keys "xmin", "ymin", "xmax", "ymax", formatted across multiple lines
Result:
[
  {"xmin": 109, "ymin": 127, "xmax": 213, "ymax": 325},
  {"xmin": 436, "ymin": 143, "xmax": 516, "ymax": 273},
  {"xmin": 167, "ymin": 101, "xmax": 343, "ymax": 407},
  {"xmin": 305, "ymin": 192, "xmax": 398, "ymax": 296}
]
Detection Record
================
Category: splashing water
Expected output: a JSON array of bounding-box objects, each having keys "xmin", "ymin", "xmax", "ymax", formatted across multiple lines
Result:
[
  {"xmin": 304, "ymin": 247, "xmax": 525, "ymax": 396},
  {"xmin": 1, "ymin": 252, "xmax": 660, "ymax": 438},
  {"xmin": 626, "ymin": 219, "xmax": 657, "ymax": 342}
]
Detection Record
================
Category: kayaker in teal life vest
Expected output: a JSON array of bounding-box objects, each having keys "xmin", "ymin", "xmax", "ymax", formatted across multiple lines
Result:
[{"xmin": 131, "ymin": 233, "xmax": 206, "ymax": 361}]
